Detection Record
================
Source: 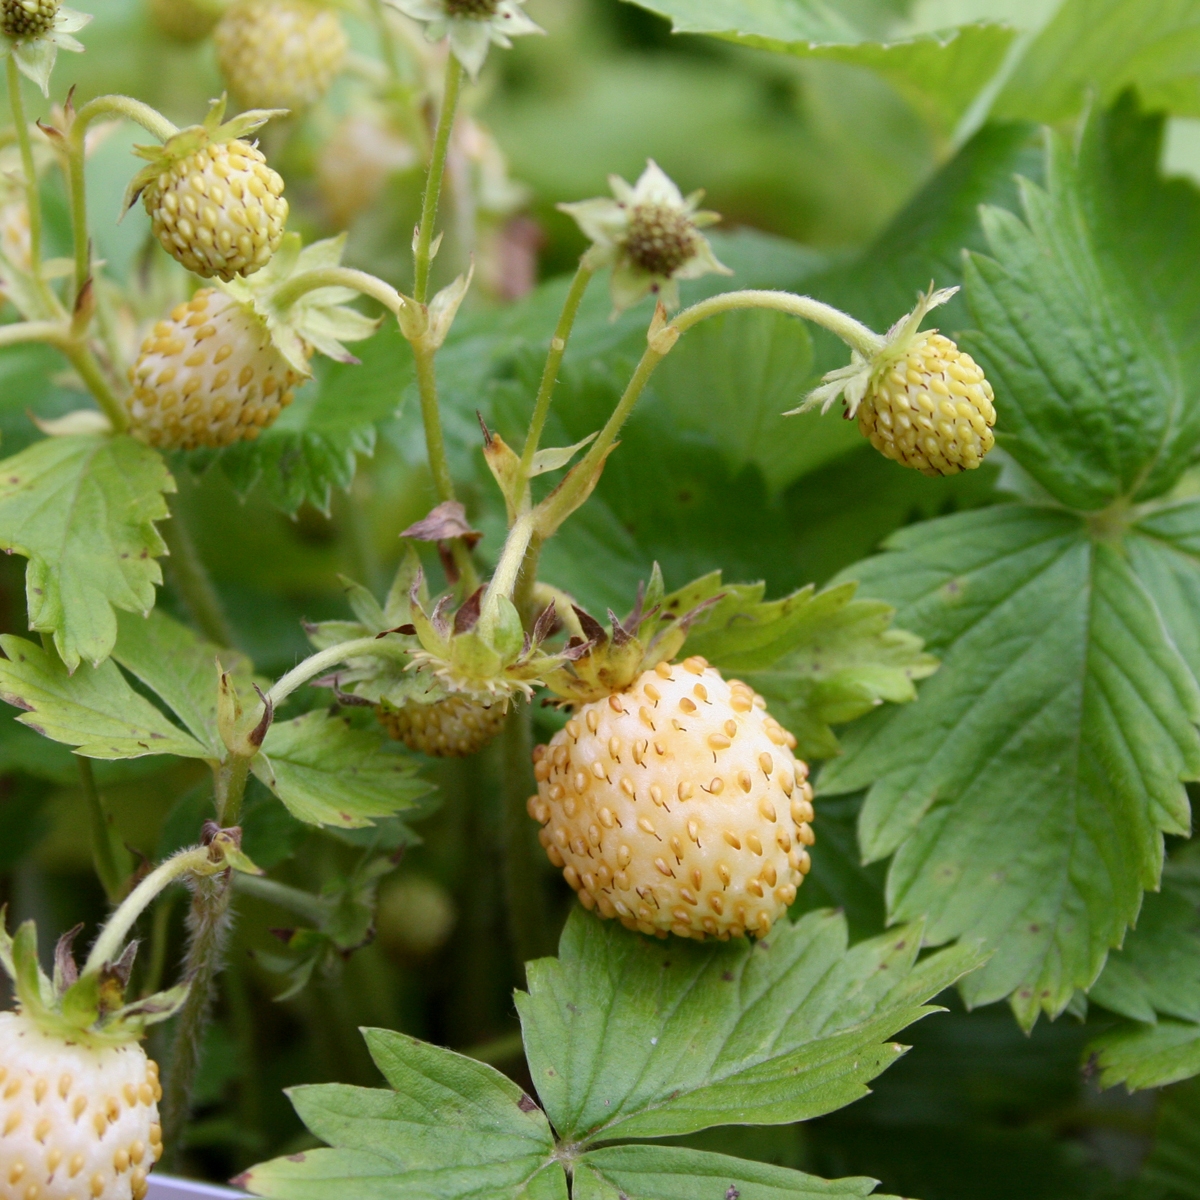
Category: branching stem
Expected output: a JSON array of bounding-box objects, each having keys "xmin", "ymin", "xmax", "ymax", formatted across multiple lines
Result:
[
  {"xmin": 270, "ymin": 266, "xmax": 404, "ymax": 316},
  {"xmin": 266, "ymin": 635, "xmax": 412, "ymax": 709}
]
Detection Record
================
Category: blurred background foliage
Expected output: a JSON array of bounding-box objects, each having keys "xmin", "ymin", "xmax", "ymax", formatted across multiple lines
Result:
[{"xmin": 3, "ymin": 0, "xmax": 1200, "ymax": 1195}]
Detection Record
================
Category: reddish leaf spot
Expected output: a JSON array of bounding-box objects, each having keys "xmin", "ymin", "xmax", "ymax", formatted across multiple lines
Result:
[
  {"xmin": 287, "ymin": 1153, "xmax": 307, "ymax": 1163},
  {"xmin": 518, "ymin": 1094, "xmax": 538, "ymax": 1113}
]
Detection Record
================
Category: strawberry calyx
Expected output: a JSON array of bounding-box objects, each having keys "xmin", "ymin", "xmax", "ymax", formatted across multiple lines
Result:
[
  {"xmin": 122, "ymin": 94, "xmax": 286, "ymax": 215},
  {"xmin": 0, "ymin": 832, "xmax": 260, "ymax": 1047},
  {"xmin": 541, "ymin": 563, "xmax": 723, "ymax": 706}
]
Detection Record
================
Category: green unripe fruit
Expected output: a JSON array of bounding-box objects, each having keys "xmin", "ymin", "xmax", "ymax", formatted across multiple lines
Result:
[{"xmin": 378, "ymin": 694, "xmax": 507, "ymax": 758}]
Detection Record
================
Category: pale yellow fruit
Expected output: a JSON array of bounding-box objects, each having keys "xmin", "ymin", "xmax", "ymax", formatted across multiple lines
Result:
[
  {"xmin": 142, "ymin": 139, "xmax": 287, "ymax": 282},
  {"xmin": 127, "ymin": 288, "xmax": 303, "ymax": 450},
  {"xmin": 378, "ymin": 695, "xmax": 508, "ymax": 758},
  {"xmin": 859, "ymin": 332, "xmax": 996, "ymax": 476},
  {"xmin": 528, "ymin": 658, "xmax": 814, "ymax": 941},
  {"xmin": 0, "ymin": 1011, "xmax": 162, "ymax": 1200},
  {"xmin": 215, "ymin": 0, "xmax": 347, "ymax": 112}
]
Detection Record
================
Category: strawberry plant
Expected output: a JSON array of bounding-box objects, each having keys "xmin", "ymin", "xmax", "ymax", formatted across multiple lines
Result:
[{"xmin": 0, "ymin": 1, "xmax": 1198, "ymax": 1198}]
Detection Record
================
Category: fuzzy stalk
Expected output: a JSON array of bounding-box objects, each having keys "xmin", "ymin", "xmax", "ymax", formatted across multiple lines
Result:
[
  {"xmin": 266, "ymin": 634, "xmax": 413, "ymax": 709},
  {"xmin": 499, "ymin": 703, "xmax": 554, "ymax": 974},
  {"xmin": 269, "ymin": 266, "xmax": 403, "ymax": 316},
  {"xmin": 161, "ymin": 870, "xmax": 234, "ymax": 1165},
  {"xmin": 163, "ymin": 499, "xmax": 235, "ymax": 648}
]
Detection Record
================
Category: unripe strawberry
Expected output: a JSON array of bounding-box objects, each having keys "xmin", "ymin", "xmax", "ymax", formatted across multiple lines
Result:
[
  {"xmin": 215, "ymin": 0, "xmax": 347, "ymax": 112},
  {"xmin": 127, "ymin": 288, "xmax": 303, "ymax": 449},
  {"xmin": 528, "ymin": 657, "xmax": 814, "ymax": 941},
  {"xmin": 378, "ymin": 693, "xmax": 507, "ymax": 758},
  {"xmin": 1, "ymin": 0, "xmax": 58, "ymax": 39},
  {"xmin": 147, "ymin": 0, "xmax": 221, "ymax": 42},
  {"xmin": 141, "ymin": 138, "xmax": 287, "ymax": 281},
  {"xmin": 858, "ymin": 331, "xmax": 995, "ymax": 476},
  {"xmin": 0, "ymin": 1011, "xmax": 163, "ymax": 1200}
]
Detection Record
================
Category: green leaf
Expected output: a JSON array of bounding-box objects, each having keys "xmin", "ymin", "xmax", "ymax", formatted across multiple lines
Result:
[
  {"xmin": 254, "ymin": 709, "xmax": 432, "ymax": 828},
  {"xmin": 239, "ymin": 1028, "xmax": 564, "ymax": 1200},
  {"xmin": 1090, "ymin": 1019, "xmax": 1200, "ymax": 1091},
  {"xmin": 575, "ymin": 1144, "xmax": 894, "ymax": 1200},
  {"xmin": 617, "ymin": 0, "xmax": 1016, "ymax": 140},
  {"xmin": 682, "ymin": 578, "xmax": 937, "ymax": 761},
  {"xmin": 646, "ymin": 309, "xmax": 837, "ymax": 495},
  {"xmin": 962, "ymin": 99, "xmax": 1200, "ymax": 510},
  {"xmin": 0, "ymin": 433, "xmax": 173, "ymax": 670},
  {"xmin": 516, "ymin": 907, "xmax": 982, "ymax": 1142},
  {"xmin": 1137, "ymin": 1076, "xmax": 1200, "ymax": 1195},
  {"xmin": 207, "ymin": 324, "xmax": 412, "ymax": 514},
  {"xmin": 0, "ymin": 634, "xmax": 208, "ymax": 760},
  {"xmin": 1088, "ymin": 853, "xmax": 1200, "ymax": 1025},
  {"xmin": 113, "ymin": 608, "xmax": 254, "ymax": 760},
  {"xmin": 819, "ymin": 504, "xmax": 1200, "ymax": 1027},
  {"xmin": 995, "ymin": 0, "xmax": 1200, "ymax": 124}
]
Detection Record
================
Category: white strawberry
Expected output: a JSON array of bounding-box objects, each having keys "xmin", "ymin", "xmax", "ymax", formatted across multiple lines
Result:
[
  {"xmin": 0, "ymin": 1012, "xmax": 162, "ymax": 1200},
  {"xmin": 529, "ymin": 656, "xmax": 814, "ymax": 940},
  {"xmin": 125, "ymin": 98, "xmax": 288, "ymax": 283},
  {"xmin": 125, "ymin": 234, "xmax": 379, "ymax": 451}
]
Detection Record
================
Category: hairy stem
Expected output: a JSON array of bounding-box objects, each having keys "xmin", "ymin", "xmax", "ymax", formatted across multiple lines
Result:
[
  {"xmin": 670, "ymin": 289, "xmax": 883, "ymax": 355},
  {"xmin": 266, "ymin": 635, "xmax": 411, "ymax": 709},
  {"xmin": 77, "ymin": 758, "xmax": 129, "ymax": 905},
  {"xmin": 513, "ymin": 262, "xmax": 595, "ymax": 506},
  {"xmin": 85, "ymin": 846, "xmax": 211, "ymax": 973},
  {"xmin": 500, "ymin": 704, "xmax": 554, "ymax": 973},
  {"xmin": 161, "ymin": 871, "xmax": 233, "ymax": 1165},
  {"xmin": 213, "ymin": 754, "xmax": 252, "ymax": 827},
  {"xmin": 162, "ymin": 499, "xmax": 235, "ymax": 648},
  {"xmin": 413, "ymin": 55, "xmax": 462, "ymax": 304},
  {"xmin": 269, "ymin": 266, "xmax": 403, "ymax": 316}
]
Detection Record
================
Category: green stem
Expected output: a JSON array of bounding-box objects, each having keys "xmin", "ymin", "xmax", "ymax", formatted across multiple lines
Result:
[
  {"xmin": 0, "ymin": 320, "xmax": 69, "ymax": 348},
  {"xmin": 162, "ymin": 500, "xmax": 235, "ymax": 648},
  {"xmin": 533, "ymin": 288, "xmax": 885, "ymax": 539},
  {"xmin": 413, "ymin": 55, "xmax": 462, "ymax": 304},
  {"xmin": 233, "ymin": 874, "xmax": 325, "ymax": 925},
  {"xmin": 214, "ymin": 754, "xmax": 252, "ymax": 827},
  {"xmin": 412, "ymin": 342, "xmax": 478, "ymax": 591},
  {"xmin": 670, "ymin": 289, "xmax": 883, "ymax": 355},
  {"xmin": 65, "ymin": 96, "xmax": 177, "ymax": 304},
  {"xmin": 499, "ymin": 704, "xmax": 554, "ymax": 973},
  {"xmin": 266, "ymin": 635, "xmax": 411, "ymax": 709},
  {"xmin": 6, "ymin": 57, "xmax": 42, "ymax": 283},
  {"xmin": 161, "ymin": 871, "xmax": 233, "ymax": 1165},
  {"xmin": 534, "ymin": 343, "xmax": 664, "ymax": 538},
  {"xmin": 482, "ymin": 512, "xmax": 534, "ymax": 618},
  {"xmin": 84, "ymin": 846, "xmax": 211, "ymax": 973},
  {"xmin": 269, "ymin": 266, "xmax": 403, "ymax": 316},
  {"xmin": 513, "ymin": 262, "xmax": 595, "ymax": 508},
  {"xmin": 59, "ymin": 340, "xmax": 129, "ymax": 432},
  {"xmin": 78, "ymin": 758, "xmax": 129, "ymax": 904}
]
